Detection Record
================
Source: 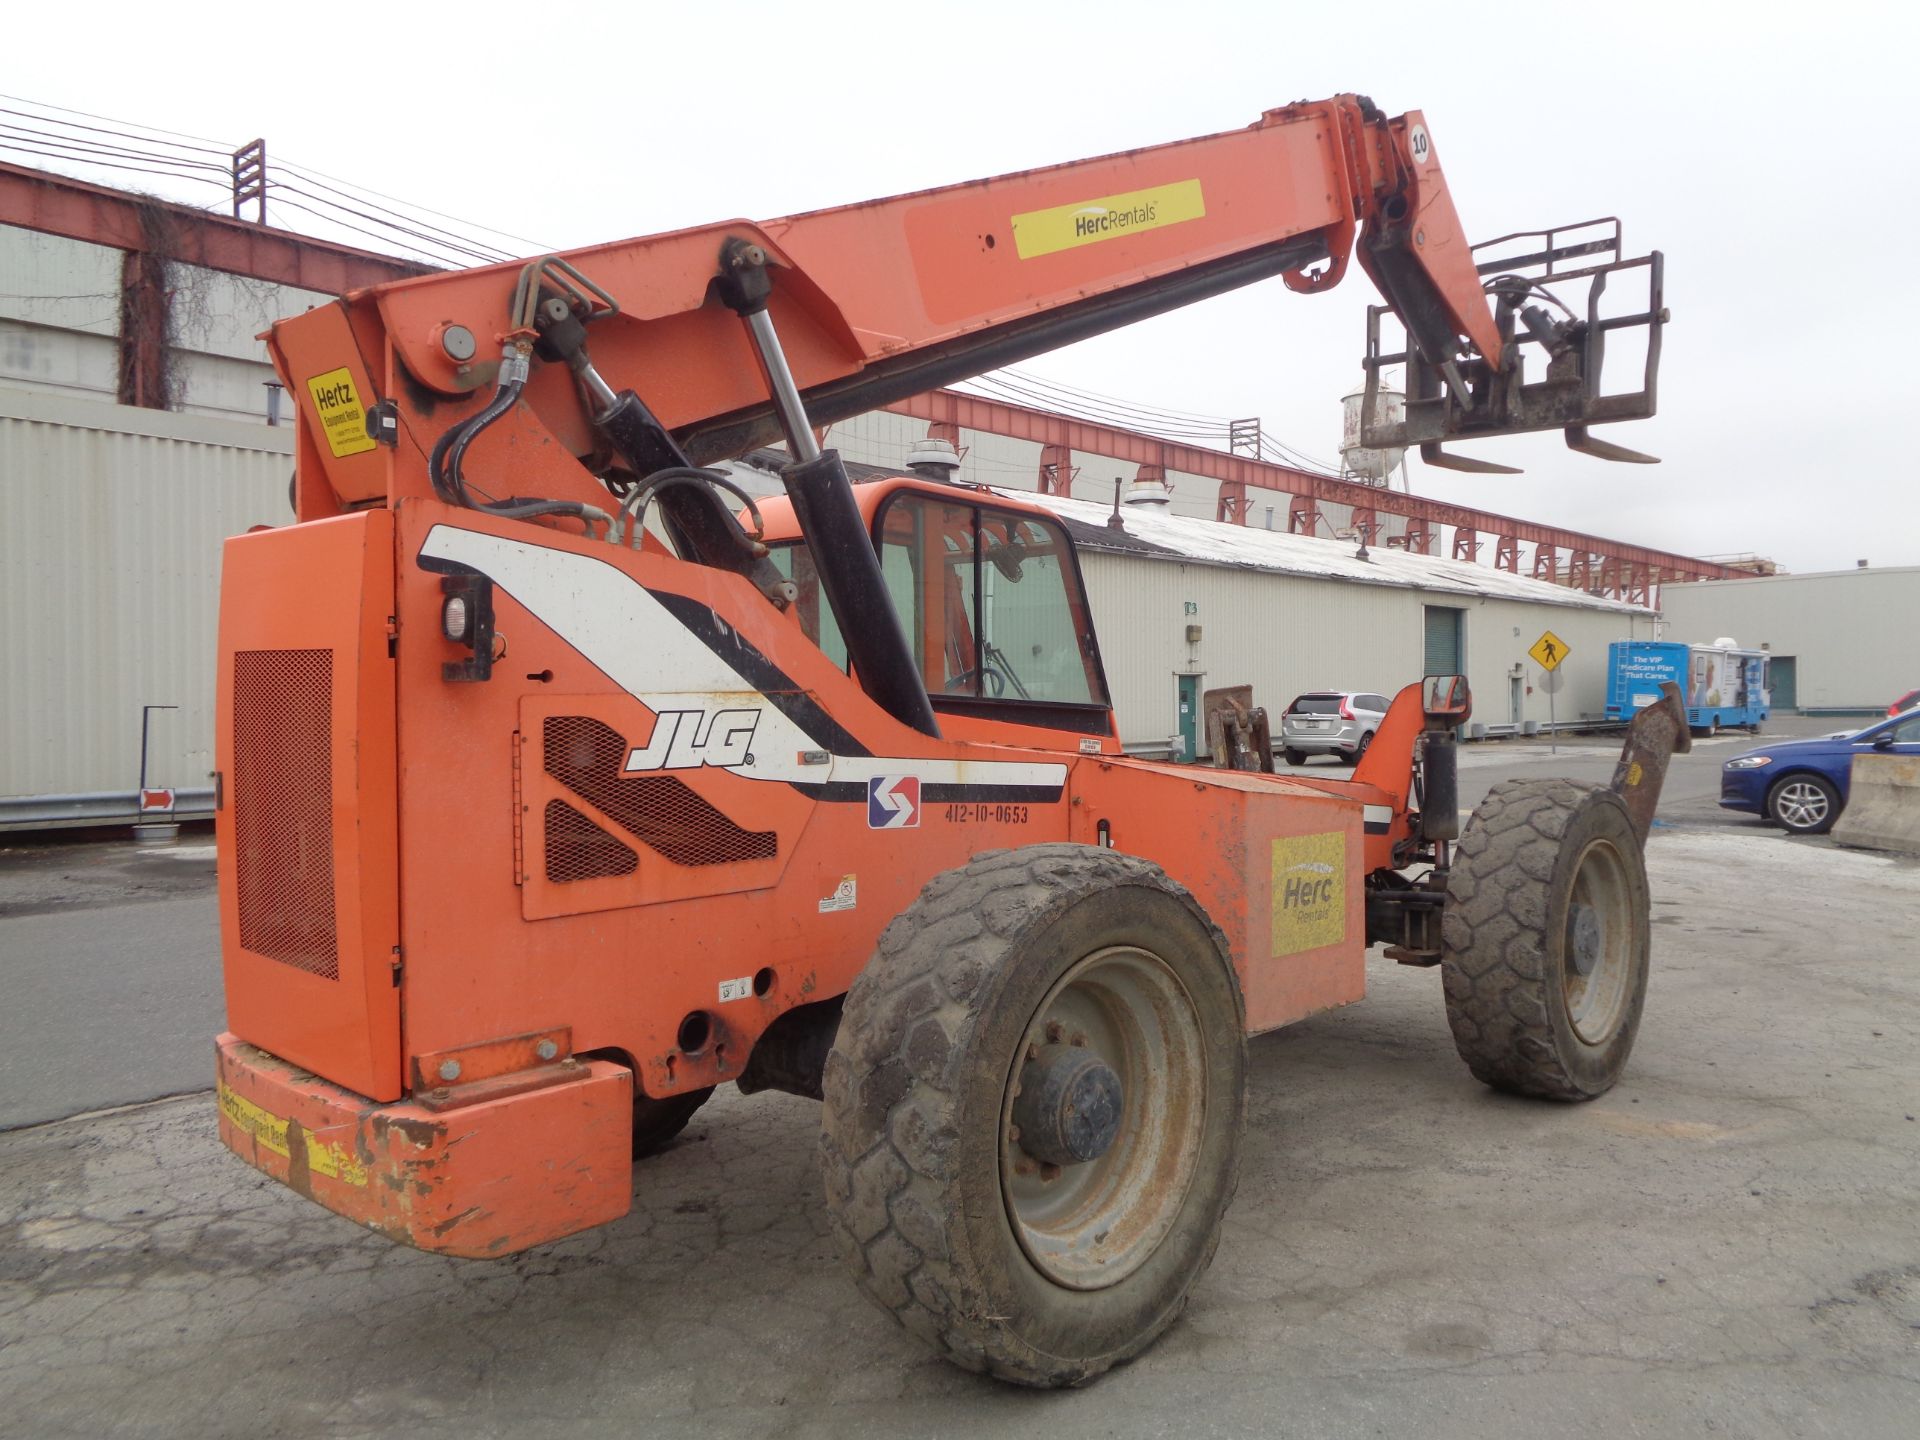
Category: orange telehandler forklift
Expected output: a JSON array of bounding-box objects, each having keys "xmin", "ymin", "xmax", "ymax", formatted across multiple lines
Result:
[{"xmin": 213, "ymin": 96, "xmax": 1685, "ymax": 1385}]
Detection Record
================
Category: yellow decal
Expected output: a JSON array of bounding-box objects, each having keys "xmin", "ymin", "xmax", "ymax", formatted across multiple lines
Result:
[
  {"xmin": 217, "ymin": 1080, "xmax": 369, "ymax": 1187},
  {"xmin": 1011, "ymin": 179, "xmax": 1206, "ymax": 260},
  {"xmin": 305, "ymin": 366, "xmax": 377, "ymax": 459},
  {"xmin": 1528, "ymin": 629, "xmax": 1570, "ymax": 672},
  {"xmin": 1271, "ymin": 832, "xmax": 1347, "ymax": 956}
]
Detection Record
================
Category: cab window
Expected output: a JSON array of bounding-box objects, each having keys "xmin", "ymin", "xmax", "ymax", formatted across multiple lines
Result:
[
  {"xmin": 874, "ymin": 491, "xmax": 1107, "ymax": 709},
  {"xmin": 770, "ymin": 491, "xmax": 1108, "ymax": 713}
]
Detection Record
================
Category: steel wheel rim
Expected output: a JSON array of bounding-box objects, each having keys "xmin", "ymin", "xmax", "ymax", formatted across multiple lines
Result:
[
  {"xmin": 1562, "ymin": 838, "xmax": 1633, "ymax": 1045},
  {"xmin": 1776, "ymin": 781, "xmax": 1829, "ymax": 830},
  {"xmin": 999, "ymin": 945, "xmax": 1206, "ymax": 1291}
]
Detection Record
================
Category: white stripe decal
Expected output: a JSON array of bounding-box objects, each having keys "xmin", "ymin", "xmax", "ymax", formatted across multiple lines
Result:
[{"xmin": 420, "ymin": 526, "xmax": 1068, "ymax": 793}]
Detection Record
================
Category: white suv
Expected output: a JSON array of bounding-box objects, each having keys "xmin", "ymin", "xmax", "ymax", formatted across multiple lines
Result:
[{"xmin": 1280, "ymin": 691, "xmax": 1389, "ymax": 766}]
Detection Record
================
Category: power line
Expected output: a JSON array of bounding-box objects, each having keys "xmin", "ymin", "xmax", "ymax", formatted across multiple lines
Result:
[{"xmin": 0, "ymin": 94, "xmax": 549, "ymax": 267}]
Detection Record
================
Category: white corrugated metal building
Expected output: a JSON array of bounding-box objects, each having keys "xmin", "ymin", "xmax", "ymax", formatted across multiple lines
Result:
[
  {"xmin": 1026, "ymin": 491, "xmax": 1651, "ymax": 751},
  {"xmin": 1657, "ymin": 567, "xmax": 1920, "ymax": 714},
  {"xmin": 1, "ymin": 214, "xmax": 325, "ymax": 824}
]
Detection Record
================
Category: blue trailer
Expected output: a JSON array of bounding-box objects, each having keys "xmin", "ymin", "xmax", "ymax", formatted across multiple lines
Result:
[{"xmin": 1607, "ymin": 639, "xmax": 1770, "ymax": 734}]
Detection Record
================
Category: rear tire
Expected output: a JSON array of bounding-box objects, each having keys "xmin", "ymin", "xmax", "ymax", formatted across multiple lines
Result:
[
  {"xmin": 632, "ymin": 1087, "xmax": 713, "ymax": 1158},
  {"xmin": 1767, "ymin": 774, "xmax": 1840, "ymax": 835},
  {"xmin": 1283, "ymin": 747, "xmax": 1308, "ymax": 766},
  {"xmin": 820, "ymin": 845, "xmax": 1246, "ymax": 1387},
  {"xmin": 1441, "ymin": 779, "xmax": 1650, "ymax": 1101}
]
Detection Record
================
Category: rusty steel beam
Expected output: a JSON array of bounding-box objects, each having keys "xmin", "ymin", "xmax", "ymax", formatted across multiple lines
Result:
[
  {"xmin": 0, "ymin": 161, "xmax": 429, "ymax": 294},
  {"xmin": 888, "ymin": 389, "xmax": 1740, "ymax": 587}
]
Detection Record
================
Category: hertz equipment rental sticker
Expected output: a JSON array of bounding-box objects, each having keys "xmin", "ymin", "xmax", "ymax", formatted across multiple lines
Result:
[
  {"xmin": 1011, "ymin": 179, "xmax": 1206, "ymax": 260},
  {"xmin": 305, "ymin": 367, "xmax": 377, "ymax": 459},
  {"xmin": 1271, "ymin": 832, "xmax": 1347, "ymax": 956},
  {"xmin": 217, "ymin": 1080, "xmax": 369, "ymax": 1187}
]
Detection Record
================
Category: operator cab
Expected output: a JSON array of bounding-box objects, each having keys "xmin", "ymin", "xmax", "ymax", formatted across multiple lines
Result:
[{"xmin": 765, "ymin": 479, "xmax": 1114, "ymax": 743}]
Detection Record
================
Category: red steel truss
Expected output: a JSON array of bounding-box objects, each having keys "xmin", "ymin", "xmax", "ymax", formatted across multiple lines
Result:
[{"xmin": 885, "ymin": 389, "xmax": 1738, "ymax": 597}]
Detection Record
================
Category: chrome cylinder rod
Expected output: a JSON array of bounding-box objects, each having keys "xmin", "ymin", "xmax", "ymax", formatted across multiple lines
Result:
[{"xmin": 740, "ymin": 308, "xmax": 821, "ymax": 463}]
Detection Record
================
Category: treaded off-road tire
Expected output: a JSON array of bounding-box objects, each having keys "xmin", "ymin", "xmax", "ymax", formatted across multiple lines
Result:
[
  {"xmin": 819, "ymin": 844, "xmax": 1246, "ymax": 1388},
  {"xmin": 1441, "ymin": 779, "xmax": 1651, "ymax": 1101},
  {"xmin": 631, "ymin": 1087, "xmax": 713, "ymax": 1158}
]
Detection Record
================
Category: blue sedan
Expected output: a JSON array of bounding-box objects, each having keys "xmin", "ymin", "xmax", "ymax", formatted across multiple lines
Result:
[{"xmin": 1721, "ymin": 709, "xmax": 1920, "ymax": 834}]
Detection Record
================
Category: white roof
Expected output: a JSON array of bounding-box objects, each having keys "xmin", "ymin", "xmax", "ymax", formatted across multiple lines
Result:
[{"xmin": 1009, "ymin": 490, "xmax": 1651, "ymax": 616}]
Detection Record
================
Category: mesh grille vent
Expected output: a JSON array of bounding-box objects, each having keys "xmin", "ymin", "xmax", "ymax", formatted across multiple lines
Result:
[
  {"xmin": 544, "ymin": 800, "xmax": 639, "ymax": 883},
  {"xmin": 543, "ymin": 715, "xmax": 777, "ymax": 868},
  {"xmin": 232, "ymin": 649, "xmax": 339, "ymax": 980}
]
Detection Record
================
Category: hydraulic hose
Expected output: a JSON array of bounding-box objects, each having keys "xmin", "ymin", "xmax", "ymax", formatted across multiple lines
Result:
[{"xmin": 429, "ymin": 346, "xmax": 611, "ymax": 533}]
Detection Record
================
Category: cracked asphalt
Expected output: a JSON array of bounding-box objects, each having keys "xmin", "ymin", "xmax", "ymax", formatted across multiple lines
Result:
[{"xmin": 3, "ymin": 823, "xmax": 1916, "ymax": 1437}]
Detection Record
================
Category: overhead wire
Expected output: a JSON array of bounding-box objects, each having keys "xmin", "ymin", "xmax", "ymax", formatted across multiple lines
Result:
[{"xmin": 0, "ymin": 94, "xmax": 544, "ymax": 267}]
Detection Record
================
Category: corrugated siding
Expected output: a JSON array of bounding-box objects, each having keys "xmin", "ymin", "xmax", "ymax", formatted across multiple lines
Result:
[
  {"xmin": 1080, "ymin": 551, "xmax": 1652, "ymax": 744},
  {"xmin": 1659, "ymin": 569, "xmax": 1920, "ymax": 711},
  {"xmin": 0, "ymin": 387, "xmax": 293, "ymax": 798}
]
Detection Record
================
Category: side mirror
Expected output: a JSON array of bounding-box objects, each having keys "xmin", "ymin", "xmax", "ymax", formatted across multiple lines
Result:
[
  {"xmin": 1872, "ymin": 730, "xmax": 1897, "ymax": 749},
  {"xmin": 1423, "ymin": 674, "xmax": 1472, "ymax": 722}
]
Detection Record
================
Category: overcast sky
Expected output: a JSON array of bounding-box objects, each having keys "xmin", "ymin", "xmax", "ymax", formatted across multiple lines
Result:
[{"xmin": 11, "ymin": 0, "xmax": 1915, "ymax": 572}]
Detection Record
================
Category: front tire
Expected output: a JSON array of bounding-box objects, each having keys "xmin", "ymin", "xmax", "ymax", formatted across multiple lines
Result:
[
  {"xmin": 820, "ymin": 845, "xmax": 1246, "ymax": 1387},
  {"xmin": 1441, "ymin": 779, "xmax": 1651, "ymax": 1101},
  {"xmin": 1767, "ymin": 774, "xmax": 1839, "ymax": 835}
]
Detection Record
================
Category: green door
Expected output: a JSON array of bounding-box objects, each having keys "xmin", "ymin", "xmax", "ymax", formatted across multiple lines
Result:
[
  {"xmin": 1423, "ymin": 606, "xmax": 1464, "ymax": 675},
  {"xmin": 1770, "ymin": 656, "xmax": 1796, "ymax": 710},
  {"xmin": 1177, "ymin": 673, "xmax": 1200, "ymax": 760}
]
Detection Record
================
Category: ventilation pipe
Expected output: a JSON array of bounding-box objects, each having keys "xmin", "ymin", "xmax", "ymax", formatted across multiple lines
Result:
[{"xmin": 905, "ymin": 438, "xmax": 963, "ymax": 483}]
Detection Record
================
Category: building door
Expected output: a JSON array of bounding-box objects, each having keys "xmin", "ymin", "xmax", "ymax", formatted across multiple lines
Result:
[
  {"xmin": 1423, "ymin": 606, "xmax": 1464, "ymax": 675},
  {"xmin": 1770, "ymin": 656, "xmax": 1797, "ymax": 710},
  {"xmin": 1176, "ymin": 673, "xmax": 1200, "ymax": 760},
  {"xmin": 1510, "ymin": 673, "xmax": 1524, "ymax": 726}
]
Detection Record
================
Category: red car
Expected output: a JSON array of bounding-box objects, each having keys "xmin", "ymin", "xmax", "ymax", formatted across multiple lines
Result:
[{"xmin": 1892, "ymin": 687, "xmax": 1920, "ymax": 717}]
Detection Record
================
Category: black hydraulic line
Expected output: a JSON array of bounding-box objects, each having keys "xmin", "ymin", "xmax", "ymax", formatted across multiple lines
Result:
[{"xmin": 430, "ymin": 369, "xmax": 605, "ymax": 528}]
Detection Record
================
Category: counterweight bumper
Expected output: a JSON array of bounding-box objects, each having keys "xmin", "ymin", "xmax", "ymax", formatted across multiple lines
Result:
[{"xmin": 214, "ymin": 1034, "xmax": 634, "ymax": 1258}]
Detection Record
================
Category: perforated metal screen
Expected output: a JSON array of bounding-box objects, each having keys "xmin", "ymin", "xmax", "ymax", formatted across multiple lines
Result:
[
  {"xmin": 231, "ymin": 649, "xmax": 339, "ymax": 980},
  {"xmin": 543, "ymin": 715, "xmax": 777, "ymax": 868},
  {"xmin": 544, "ymin": 799, "xmax": 639, "ymax": 883}
]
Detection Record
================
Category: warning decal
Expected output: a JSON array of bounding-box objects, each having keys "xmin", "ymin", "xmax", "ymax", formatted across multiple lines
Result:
[
  {"xmin": 1270, "ymin": 832, "xmax": 1347, "ymax": 956},
  {"xmin": 217, "ymin": 1080, "xmax": 369, "ymax": 1187},
  {"xmin": 305, "ymin": 367, "xmax": 378, "ymax": 459}
]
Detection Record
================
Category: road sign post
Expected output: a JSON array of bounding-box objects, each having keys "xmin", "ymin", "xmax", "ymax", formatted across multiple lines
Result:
[{"xmin": 1529, "ymin": 632, "xmax": 1571, "ymax": 755}]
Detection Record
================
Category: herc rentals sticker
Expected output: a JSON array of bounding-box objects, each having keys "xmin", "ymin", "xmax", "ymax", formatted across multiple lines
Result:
[
  {"xmin": 305, "ymin": 366, "xmax": 377, "ymax": 459},
  {"xmin": 1270, "ymin": 832, "xmax": 1346, "ymax": 956},
  {"xmin": 1011, "ymin": 179, "xmax": 1206, "ymax": 260}
]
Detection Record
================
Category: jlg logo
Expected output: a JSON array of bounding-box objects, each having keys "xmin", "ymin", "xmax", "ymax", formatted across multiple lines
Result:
[{"xmin": 623, "ymin": 708, "xmax": 761, "ymax": 772}]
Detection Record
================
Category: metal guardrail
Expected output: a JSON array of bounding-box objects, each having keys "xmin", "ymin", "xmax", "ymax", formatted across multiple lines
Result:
[{"xmin": 0, "ymin": 788, "xmax": 215, "ymax": 831}]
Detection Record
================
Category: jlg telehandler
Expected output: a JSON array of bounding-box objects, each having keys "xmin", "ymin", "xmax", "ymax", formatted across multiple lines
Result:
[{"xmin": 213, "ymin": 96, "xmax": 1684, "ymax": 1385}]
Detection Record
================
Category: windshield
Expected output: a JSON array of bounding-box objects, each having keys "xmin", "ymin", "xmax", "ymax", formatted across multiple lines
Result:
[{"xmin": 769, "ymin": 493, "xmax": 1109, "ymax": 710}]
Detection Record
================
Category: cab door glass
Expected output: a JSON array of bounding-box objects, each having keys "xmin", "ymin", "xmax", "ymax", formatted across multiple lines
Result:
[{"xmin": 876, "ymin": 491, "xmax": 1107, "ymax": 708}]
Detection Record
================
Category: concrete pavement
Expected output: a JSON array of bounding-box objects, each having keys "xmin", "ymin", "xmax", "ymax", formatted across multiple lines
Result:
[
  {"xmin": 0, "ymin": 838, "xmax": 223, "ymax": 1129},
  {"xmin": 3, "ymin": 828, "xmax": 1916, "ymax": 1438}
]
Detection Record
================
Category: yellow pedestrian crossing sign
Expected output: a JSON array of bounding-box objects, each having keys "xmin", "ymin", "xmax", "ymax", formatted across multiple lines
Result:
[{"xmin": 1529, "ymin": 630, "xmax": 1570, "ymax": 671}]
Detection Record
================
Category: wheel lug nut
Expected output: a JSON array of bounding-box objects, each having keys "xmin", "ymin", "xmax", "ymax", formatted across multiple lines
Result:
[
  {"xmin": 1039, "ymin": 1162, "xmax": 1062, "ymax": 1183},
  {"xmin": 1044, "ymin": 1021, "xmax": 1064, "ymax": 1043}
]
